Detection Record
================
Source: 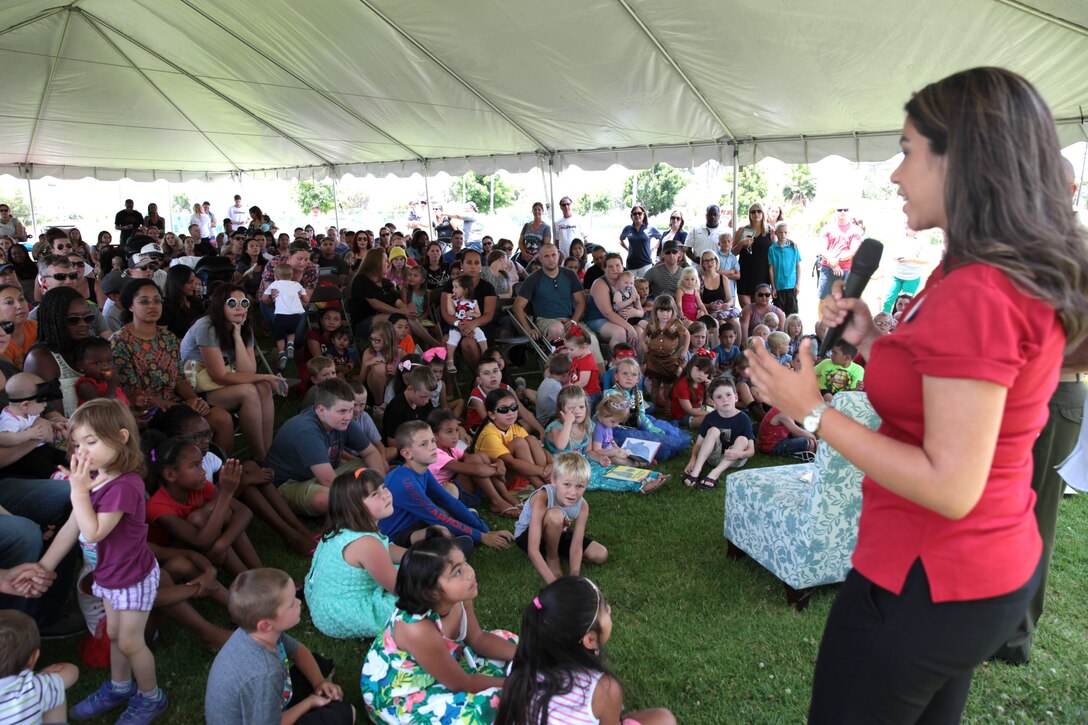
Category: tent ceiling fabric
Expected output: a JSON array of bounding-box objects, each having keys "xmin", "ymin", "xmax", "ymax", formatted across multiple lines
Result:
[{"xmin": 0, "ymin": 0, "xmax": 1085, "ymax": 181}]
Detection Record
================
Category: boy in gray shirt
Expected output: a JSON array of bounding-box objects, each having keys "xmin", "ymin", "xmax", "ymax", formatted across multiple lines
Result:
[{"xmin": 533, "ymin": 353, "xmax": 572, "ymax": 426}]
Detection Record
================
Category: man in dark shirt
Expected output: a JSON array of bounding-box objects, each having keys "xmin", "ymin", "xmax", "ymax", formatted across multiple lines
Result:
[
  {"xmin": 582, "ymin": 244, "xmax": 608, "ymax": 290},
  {"xmin": 114, "ymin": 199, "xmax": 144, "ymax": 252}
]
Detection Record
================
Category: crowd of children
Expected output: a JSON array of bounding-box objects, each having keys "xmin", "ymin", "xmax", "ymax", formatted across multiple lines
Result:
[{"xmin": 0, "ymin": 271, "xmax": 896, "ymax": 725}]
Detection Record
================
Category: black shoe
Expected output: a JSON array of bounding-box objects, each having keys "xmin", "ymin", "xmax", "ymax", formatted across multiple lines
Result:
[{"xmin": 39, "ymin": 611, "xmax": 86, "ymax": 639}]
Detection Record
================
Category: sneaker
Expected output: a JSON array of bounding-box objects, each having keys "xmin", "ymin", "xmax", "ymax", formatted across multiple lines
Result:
[
  {"xmin": 117, "ymin": 690, "xmax": 168, "ymax": 724},
  {"xmin": 278, "ymin": 352, "xmax": 288, "ymax": 371},
  {"xmin": 70, "ymin": 680, "xmax": 134, "ymax": 720},
  {"xmin": 286, "ymin": 342, "xmax": 295, "ymax": 357}
]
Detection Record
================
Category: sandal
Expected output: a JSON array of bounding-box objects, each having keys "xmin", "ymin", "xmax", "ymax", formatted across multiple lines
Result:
[
  {"xmin": 640, "ymin": 474, "xmax": 667, "ymax": 494},
  {"xmin": 491, "ymin": 505, "xmax": 520, "ymax": 518},
  {"xmin": 698, "ymin": 475, "xmax": 721, "ymax": 490},
  {"xmin": 446, "ymin": 361, "xmax": 458, "ymax": 374},
  {"xmin": 682, "ymin": 472, "xmax": 699, "ymax": 488}
]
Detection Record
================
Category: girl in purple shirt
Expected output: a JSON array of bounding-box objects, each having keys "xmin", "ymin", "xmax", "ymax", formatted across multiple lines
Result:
[{"xmin": 40, "ymin": 400, "xmax": 168, "ymax": 722}]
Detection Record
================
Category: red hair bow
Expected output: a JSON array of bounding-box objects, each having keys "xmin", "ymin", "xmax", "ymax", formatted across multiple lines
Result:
[
  {"xmin": 567, "ymin": 325, "xmax": 585, "ymax": 337},
  {"xmin": 695, "ymin": 348, "xmax": 716, "ymax": 360}
]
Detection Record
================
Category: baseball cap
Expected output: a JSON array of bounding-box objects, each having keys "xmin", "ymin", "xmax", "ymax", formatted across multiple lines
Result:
[
  {"xmin": 662, "ymin": 240, "xmax": 681, "ymax": 253},
  {"xmin": 100, "ymin": 270, "xmax": 125, "ymax": 295},
  {"xmin": 0, "ymin": 263, "xmax": 13, "ymax": 275},
  {"xmin": 131, "ymin": 253, "xmax": 158, "ymax": 268},
  {"xmin": 139, "ymin": 243, "xmax": 163, "ymax": 257}
]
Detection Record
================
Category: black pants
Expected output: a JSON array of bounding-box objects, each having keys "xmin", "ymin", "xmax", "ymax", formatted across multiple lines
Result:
[
  {"xmin": 809, "ymin": 559, "xmax": 1041, "ymax": 724},
  {"xmin": 774, "ymin": 288, "xmax": 798, "ymax": 316},
  {"xmin": 286, "ymin": 654, "xmax": 354, "ymax": 725}
]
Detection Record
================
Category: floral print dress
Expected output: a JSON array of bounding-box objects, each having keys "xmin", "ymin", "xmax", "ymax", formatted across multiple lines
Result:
[
  {"xmin": 360, "ymin": 605, "xmax": 516, "ymax": 724},
  {"xmin": 110, "ymin": 326, "xmax": 184, "ymax": 402}
]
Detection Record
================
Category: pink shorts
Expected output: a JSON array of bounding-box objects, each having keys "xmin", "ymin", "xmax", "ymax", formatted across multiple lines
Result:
[{"xmin": 91, "ymin": 562, "xmax": 160, "ymax": 612}]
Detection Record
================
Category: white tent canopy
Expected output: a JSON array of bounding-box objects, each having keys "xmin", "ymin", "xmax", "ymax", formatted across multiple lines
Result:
[{"xmin": 0, "ymin": 0, "xmax": 1085, "ymax": 181}]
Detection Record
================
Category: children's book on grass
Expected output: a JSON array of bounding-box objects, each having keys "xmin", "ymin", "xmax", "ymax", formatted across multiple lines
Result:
[
  {"xmin": 605, "ymin": 466, "xmax": 651, "ymax": 483},
  {"xmin": 621, "ymin": 438, "xmax": 660, "ymax": 463}
]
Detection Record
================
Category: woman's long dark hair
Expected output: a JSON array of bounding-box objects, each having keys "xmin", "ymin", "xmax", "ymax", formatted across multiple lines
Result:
[
  {"xmin": 207, "ymin": 283, "xmax": 252, "ymax": 349},
  {"xmin": 495, "ymin": 577, "xmax": 613, "ymax": 725},
  {"xmin": 32, "ymin": 286, "xmax": 86, "ymax": 359}
]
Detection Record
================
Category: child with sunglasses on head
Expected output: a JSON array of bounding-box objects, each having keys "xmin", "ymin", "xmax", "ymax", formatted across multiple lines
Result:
[
  {"xmin": 495, "ymin": 577, "xmax": 675, "ymax": 725},
  {"xmin": 428, "ymin": 408, "xmax": 521, "ymax": 518},
  {"xmin": 0, "ymin": 372, "xmax": 68, "ymax": 478}
]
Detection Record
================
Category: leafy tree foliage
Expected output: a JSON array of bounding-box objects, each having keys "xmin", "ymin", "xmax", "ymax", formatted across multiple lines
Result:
[
  {"xmin": 783, "ymin": 165, "xmax": 818, "ymax": 206},
  {"xmin": 623, "ymin": 163, "xmax": 688, "ymax": 216},
  {"xmin": 293, "ymin": 180, "xmax": 335, "ymax": 214}
]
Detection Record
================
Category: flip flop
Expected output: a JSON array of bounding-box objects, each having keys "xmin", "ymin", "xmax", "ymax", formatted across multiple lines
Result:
[
  {"xmin": 640, "ymin": 474, "xmax": 667, "ymax": 494},
  {"xmin": 698, "ymin": 475, "xmax": 721, "ymax": 490},
  {"xmin": 682, "ymin": 473, "xmax": 699, "ymax": 488},
  {"xmin": 491, "ymin": 506, "xmax": 520, "ymax": 518}
]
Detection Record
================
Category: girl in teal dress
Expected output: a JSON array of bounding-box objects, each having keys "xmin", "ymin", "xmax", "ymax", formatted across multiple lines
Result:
[
  {"xmin": 361, "ymin": 534, "xmax": 517, "ymax": 724},
  {"xmin": 543, "ymin": 386, "xmax": 666, "ymax": 494},
  {"xmin": 305, "ymin": 469, "xmax": 402, "ymax": 639}
]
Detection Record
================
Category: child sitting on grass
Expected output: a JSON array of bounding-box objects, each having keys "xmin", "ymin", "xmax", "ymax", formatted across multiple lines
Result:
[
  {"xmin": 345, "ymin": 381, "xmax": 394, "ymax": 463},
  {"xmin": 428, "ymin": 408, "xmax": 522, "ymax": 518},
  {"xmin": 205, "ymin": 568, "xmax": 353, "ymax": 725},
  {"xmin": 0, "ymin": 372, "xmax": 68, "ymax": 478},
  {"xmin": 671, "ymin": 354, "xmax": 714, "ymax": 429},
  {"xmin": 466, "ymin": 358, "xmax": 544, "ymax": 436},
  {"xmin": 532, "ymin": 352, "xmax": 570, "ymax": 426},
  {"xmin": 767, "ymin": 330, "xmax": 794, "ymax": 367},
  {"xmin": 605, "ymin": 357, "xmax": 690, "ymax": 461},
  {"xmin": 381, "ymin": 365, "xmax": 437, "ymax": 449},
  {"xmin": 381, "ymin": 421, "xmax": 514, "ymax": 551},
  {"xmin": 476, "ymin": 389, "xmax": 552, "ymax": 490},
  {"xmin": 715, "ymin": 321, "xmax": 741, "ymax": 373},
  {"xmin": 514, "ymin": 453, "xmax": 607, "ymax": 583},
  {"xmin": 300, "ymin": 356, "xmax": 337, "ymax": 408},
  {"xmin": 146, "ymin": 439, "xmax": 261, "ymax": 578},
  {"xmin": 757, "ymin": 406, "xmax": 818, "ymax": 460},
  {"xmin": 683, "ymin": 377, "xmax": 754, "ymax": 490},
  {"xmin": 495, "ymin": 577, "xmax": 675, "ymax": 725},
  {"xmin": 305, "ymin": 469, "xmax": 401, "ymax": 639},
  {"xmin": 0, "ymin": 610, "xmax": 79, "ymax": 725}
]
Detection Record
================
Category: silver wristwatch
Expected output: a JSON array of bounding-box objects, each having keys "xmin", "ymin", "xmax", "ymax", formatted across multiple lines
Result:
[{"xmin": 803, "ymin": 402, "xmax": 831, "ymax": 434}]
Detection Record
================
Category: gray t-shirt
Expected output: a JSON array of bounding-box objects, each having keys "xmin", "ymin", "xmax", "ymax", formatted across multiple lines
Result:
[
  {"xmin": 535, "ymin": 377, "xmax": 563, "ymax": 426},
  {"xmin": 643, "ymin": 262, "xmax": 688, "ymax": 298},
  {"xmin": 266, "ymin": 407, "xmax": 373, "ymax": 485},
  {"xmin": 514, "ymin": 483, "xmax": 585, "ymax": 538},
  {"xmin": 179, "ymin": 316, "xmax": 252, "ymax": 366},
  {"xmin": 205, "ymin": 628, "xmax": 298, "ymax": 725},
  {"xmin": 102, "ymin": 298, "xmax": 126, "ymax": 333}
]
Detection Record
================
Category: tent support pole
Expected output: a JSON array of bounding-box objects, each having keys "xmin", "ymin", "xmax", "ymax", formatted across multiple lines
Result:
[
  {"xmin": 25, "ymin": 177, "xmax": 37, "ymax": 239},
  {"xmin": 732, "ymin": 145, "xmax": 739, "ymax": 234},
  {"xmin": 547, "ymin": 155, "xmax": 557, "ymax": 234},
  {"xmin": 332, "ymin": 177, "xmax": 340, "ymax": 230},
  {"xmin": 423, "ymin": 167, "xmax": 434, "ymax": 239},
  {"xmin": 490, "ymin": 174, "xmax": 495, "ymax": 215},
  {"xmin": 1077, "ymin": 144, "xmax": 1087, "ymax": 209}
]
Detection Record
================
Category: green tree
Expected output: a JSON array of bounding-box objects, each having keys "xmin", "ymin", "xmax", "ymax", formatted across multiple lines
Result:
[
  {"xmin": 782, "ymin": 164, "xmax": 817, "ymax": 207},
  {"xmin": 574, "ymin": 191, "xmax": 613, "ymax": 216},
  {"xmin": 861, "ymin": 163, "xmax": 896, "ymax": 200},
  {"xmin": 292, "ymin": 180, "xmax": 336, "ymax": 215},
  {"xmin": 719, "ymin": 165, "xmax": 768, "ymax": 215},
  {"xmin": 171, "ymin": 193, "xmax": 191, "ymax": 216},
  {"xmin": 623, "ymin": 163, "xmax": 688, "ymax": 216},
  {"xmin": 457, "ymin": 172, "xmax": 516, "ymax": 212},
  {"xmin": 1, "ymin": 190, "xmax": 30, "ymax": 221}
]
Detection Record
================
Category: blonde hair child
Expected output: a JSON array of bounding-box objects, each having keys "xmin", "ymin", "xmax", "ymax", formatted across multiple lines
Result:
[{"xmin": 674, "ymin": 267, "xmax": 707, "ymax": 322}]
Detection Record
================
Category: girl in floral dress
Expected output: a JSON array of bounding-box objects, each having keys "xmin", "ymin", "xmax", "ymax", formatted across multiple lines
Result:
[{"xmin": 360, "ymin": 534, "xmax": 517, "ymax": 724}]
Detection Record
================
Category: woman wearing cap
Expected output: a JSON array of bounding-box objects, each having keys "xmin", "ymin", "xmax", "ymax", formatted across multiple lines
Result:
[
  {"xmin": 731, "ymin": 203, "xmax": 774, "ymax": 307},
  {"xmin": 746, "ymin": 67, "xmax": 1088, "ymax": 723},
  {"xmin": 619, "ymin": 204, "xmax": 660, "ymax": 276}
]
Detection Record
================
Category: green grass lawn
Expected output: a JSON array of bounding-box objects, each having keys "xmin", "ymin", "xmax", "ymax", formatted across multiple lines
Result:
[{"xmin": 40, "ymin": 442, "xmax": 1088, "ymax": 724}]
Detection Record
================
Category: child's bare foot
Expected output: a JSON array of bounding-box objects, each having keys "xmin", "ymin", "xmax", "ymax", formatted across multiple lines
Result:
[{"xmin": 546, "ymin": 557, "xmax": 563, "ymax": 579}]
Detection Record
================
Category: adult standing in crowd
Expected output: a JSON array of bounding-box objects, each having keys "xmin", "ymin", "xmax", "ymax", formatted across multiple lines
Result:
[
  {"xmin": 732, "ymin": 202, "xmax": 774, "ymax": 307},
  {"xmin": 226, "ymin": 194, "xmax": 249, "ymax": 228},
  {"xmin": 686, "ymin": 204, "xmax": 723, "ymax": 264},
  {"xmin": 448, "ymin": 201, "xmax": 485, "ymax": 247},
  {"xmin": 114, "ymin": 198, "xmax": 143, "ymax": 250},
  {"xmin": 256, "ymin": 241, "xmax": 318, "ymax": 328},
  {"xmin": 554, "ymin": 196, "xmax": 588, "ymax": 258},
  {"xmin": 619, "ymin": 204, "xmax": 659, "ymax": 276},
  {"xmin": 144, "ymin": 203, "xmax": 166, "ymax": 234},
  {"xmin": 180, "ymin": 283, "xmax": 284, "ymax": 463},
  {"xmin": 816, "ymin": 205, "xmax": 864, "ymax": 299},
  {"xmin": 768, "ymin": 220, "xmax": 803, "ymax": 316},
  {"xmin": 433, "ymin": 205, "xmax": 455, "ymax": 244},
  {"xmin": 189, "ymin": 203, "xmax": 212, "ymax": 243},
  {"xmin": 202, "ymin": 201, "xmax": 218, "ymax": 239},
  {"xmin": 747, "ymin": 67, "xmax": 1088, "ymax": 724},
  {"xmin": 517, "ymin": 202, "xmax": 552, "ymax": 265},
  {"xmin": 643, "ymin": 240, "xmax": 687, "ymax": 298},
  {"xmin": 659, "ymin": 209, "xmax": 688, "ymax": 262},
  {"xmin": 585, "ymin": 252, "xmax": 643, "ymax": 353},
  {"xmin": 0, "ymin": 202, "xmax": 27, "ymax": 243},
  {"xmin": 350, "ymin": 248, "xmax": 401, "ymax": 336},
  {"xmin": 440, "ymin": 248, "xmax": 496, "ymax": 372},
  {"xmin": 882, "ymin": 223, "xmax": 928, "ymax": 312}
]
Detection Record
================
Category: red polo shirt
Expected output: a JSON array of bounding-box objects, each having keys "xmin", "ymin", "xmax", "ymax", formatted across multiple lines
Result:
[{"xmin": 853, "ymin": 262, "xmax": 1060, "ymax": 602}]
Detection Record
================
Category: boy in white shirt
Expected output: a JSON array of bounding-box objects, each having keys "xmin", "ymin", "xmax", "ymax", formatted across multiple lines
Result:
[
  {"xmin": 261, "ymin": 263, "xmax": 309, "ymax": 371},
  {"xmin": 0, "ymin": 610, "xmax": 79, "ymax": 725}
]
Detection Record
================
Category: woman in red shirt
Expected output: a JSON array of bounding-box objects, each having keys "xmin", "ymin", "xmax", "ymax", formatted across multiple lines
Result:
[{"xmin": 746, "ymin": 68, "xmax": 1088, "ymax": 723}]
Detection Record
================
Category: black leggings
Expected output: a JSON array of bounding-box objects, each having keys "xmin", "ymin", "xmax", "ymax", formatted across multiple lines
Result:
[{"xmin": 809, "ymin": 558, "xmax": 1041, "ymax": 724}]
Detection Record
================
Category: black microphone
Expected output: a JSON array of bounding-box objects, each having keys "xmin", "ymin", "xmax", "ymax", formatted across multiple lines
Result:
[{"xmin": 818, "ymin": 238, "xmax": 884, "ymax": 358}]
